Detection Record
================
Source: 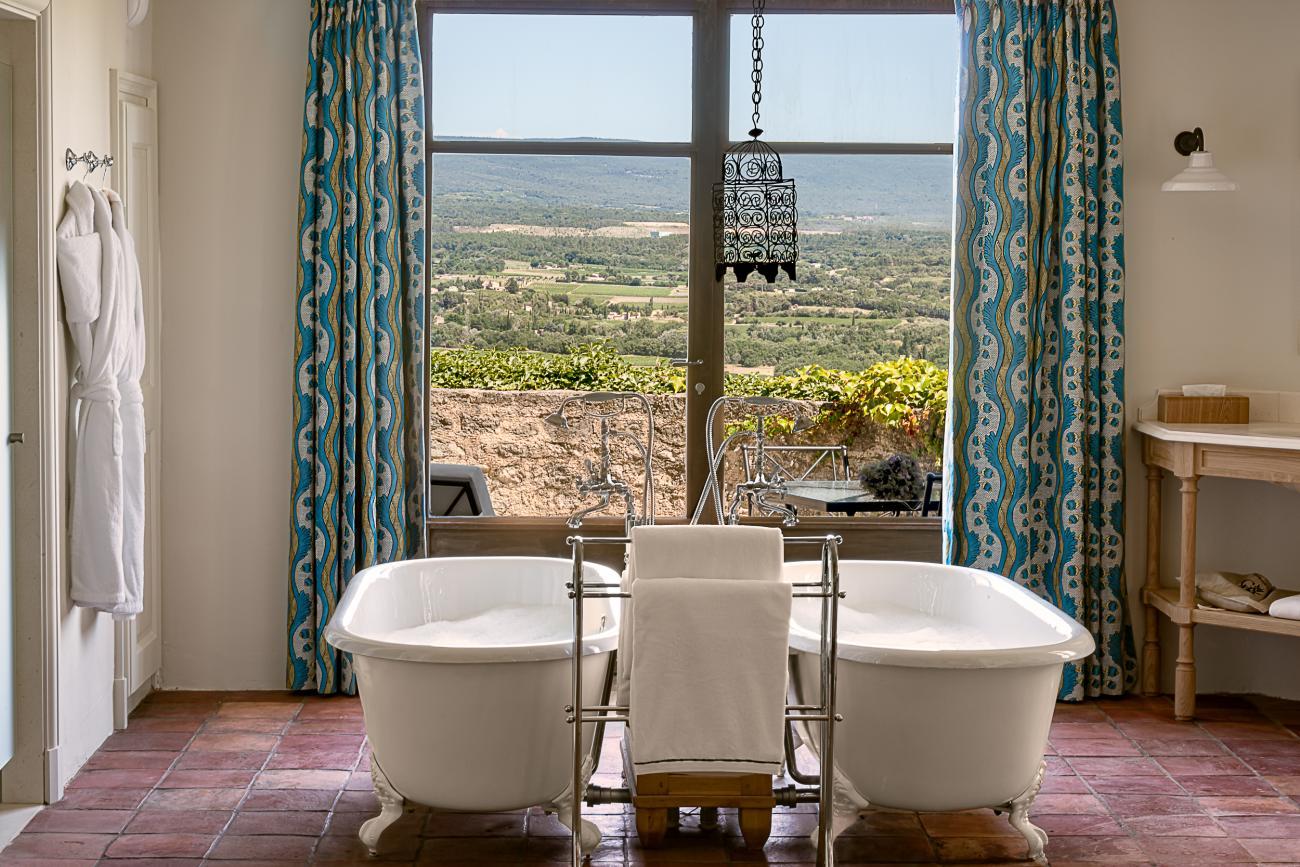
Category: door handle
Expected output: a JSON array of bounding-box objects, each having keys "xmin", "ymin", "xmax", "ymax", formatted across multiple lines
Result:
[{"xmin": 7, "ymin": 433, "xmax": 24, "ymax": 445}]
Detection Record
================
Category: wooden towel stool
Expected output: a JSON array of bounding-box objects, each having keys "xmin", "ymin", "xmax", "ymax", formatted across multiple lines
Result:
[{"xmin": 622, "ymin": 736, "xmax": 775, "ymax": 850}]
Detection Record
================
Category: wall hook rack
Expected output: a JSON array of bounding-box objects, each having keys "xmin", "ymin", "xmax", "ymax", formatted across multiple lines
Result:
[{"xmin": 64, "ymin": 147, "xmax": 114, "ymax": 173}]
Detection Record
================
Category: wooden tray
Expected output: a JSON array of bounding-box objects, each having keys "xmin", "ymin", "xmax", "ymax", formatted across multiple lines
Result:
[{"xmin": 1158, "ymin": 395, "xmax": 1250, "ymax": 424}]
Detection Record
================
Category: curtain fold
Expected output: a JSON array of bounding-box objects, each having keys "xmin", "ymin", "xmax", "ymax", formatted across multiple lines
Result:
[
  {"xmin": 944, "ymin": 0, "xmax": 1135, "ymax": 699},
  {"xmin": 288, "ymin": 0, "xmax": 426, "ymax": 694}
]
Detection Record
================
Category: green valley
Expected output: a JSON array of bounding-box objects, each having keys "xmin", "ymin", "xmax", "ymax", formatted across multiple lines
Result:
[{"xmin": 428, "ymin": 151, "xmax": 952, "ymax": 373}]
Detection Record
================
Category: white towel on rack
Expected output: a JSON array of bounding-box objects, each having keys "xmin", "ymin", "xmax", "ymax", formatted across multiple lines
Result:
[
  {"xmin": 615, "ymin": 525, "xmax": 784, "ymax": 704},
  {"xmin": 629, "ymin": 576, "xmax": 791, "ymax": 776}
]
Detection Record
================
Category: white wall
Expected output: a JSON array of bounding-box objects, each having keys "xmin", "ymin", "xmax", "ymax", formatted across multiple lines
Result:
[
  {"xmin": 47, "ymin": 0, "xmax": 154, "ymax": 788},
  {"xmin": 1119, "ymin": 0, "xmax": 1300, "ymax": 698},
  {"xmin": 153, "ymin": 0, "xmax": 305, "ymax": 689}
]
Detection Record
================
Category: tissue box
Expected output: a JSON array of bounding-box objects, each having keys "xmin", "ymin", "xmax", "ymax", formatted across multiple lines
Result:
[{"xmin": 1158, "ymin": 395, "xmax": 1250, "ymax": 424}]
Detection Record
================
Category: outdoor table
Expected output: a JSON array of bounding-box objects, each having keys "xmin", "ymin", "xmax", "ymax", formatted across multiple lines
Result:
[{"xmin": 774, "ymin": 480, "xmax": 924, "ymax": 516}]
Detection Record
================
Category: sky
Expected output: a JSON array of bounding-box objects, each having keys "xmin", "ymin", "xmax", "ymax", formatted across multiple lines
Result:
[{"xmin": 432, "ymin": 13, "xmax": 959, "ymax": 144}]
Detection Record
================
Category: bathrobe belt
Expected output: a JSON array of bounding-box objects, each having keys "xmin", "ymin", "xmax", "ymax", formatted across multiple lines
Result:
[{"xmin": 70, "ymin": 377, "xmax": 142, "ymax": 460}]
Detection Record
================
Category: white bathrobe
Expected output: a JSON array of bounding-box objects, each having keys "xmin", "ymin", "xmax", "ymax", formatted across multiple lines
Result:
[{"xmin": 55, "ymin": 182, "xmax": 146, "ymax": 618}]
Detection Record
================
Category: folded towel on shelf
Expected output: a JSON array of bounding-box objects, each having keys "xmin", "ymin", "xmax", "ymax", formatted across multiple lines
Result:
[
  {"xmin": 616, "ymin": 525, "xmax": 784, "ymax": 704},
  {"xmin": 1269, "ymin": 592, "xmax": 1300, "ymax": 621},
  {"xmin": 629, "ymin": 576, "xmax": 792, "ymax": 776},
  {"xmin": 1197, "ymin": 571, "xmax": 1291, "ymax": 614}
]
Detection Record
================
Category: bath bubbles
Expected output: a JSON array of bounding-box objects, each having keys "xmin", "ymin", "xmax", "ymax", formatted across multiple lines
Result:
[{"xmin": 375, "ymin": 605, "xmax": 574, "ymax": 648}]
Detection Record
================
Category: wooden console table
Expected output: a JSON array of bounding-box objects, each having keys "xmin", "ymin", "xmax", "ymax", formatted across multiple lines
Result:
[{"xmin": 1137, "ymin": 420, "xmax": 1300, "ymax": 720}]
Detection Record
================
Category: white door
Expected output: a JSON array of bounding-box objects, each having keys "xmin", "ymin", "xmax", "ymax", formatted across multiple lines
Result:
[
  {"xmin": 111, "ymin": 71, "xmax": 161, "ymax": 726},
  {"xmin": 0, "ymin": 59, "xmax": 15, "ymax": 768}
]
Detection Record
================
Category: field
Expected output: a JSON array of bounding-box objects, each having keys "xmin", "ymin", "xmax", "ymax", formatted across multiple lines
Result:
[{"xmin": 427, "ymin": 152, "xmax": 952, "ymax": 373}]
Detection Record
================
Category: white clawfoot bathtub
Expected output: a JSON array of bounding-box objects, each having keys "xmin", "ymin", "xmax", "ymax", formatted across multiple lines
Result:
[
  {"xmin": 786, "ymin": 560, "xmax": 1095, "ymax": 865},
  {"xmin": 324, "ymin": 556, "xmax": 620, "ymax": 856}
]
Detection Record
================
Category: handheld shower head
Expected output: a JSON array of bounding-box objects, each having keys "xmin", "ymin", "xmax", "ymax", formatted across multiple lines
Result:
[{"xmin": 543, "ymin": 411, "xmax": 570, "ymax": 430}]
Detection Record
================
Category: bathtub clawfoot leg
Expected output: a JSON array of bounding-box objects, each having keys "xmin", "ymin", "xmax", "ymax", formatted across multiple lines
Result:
[
  {"xmin": 551, "ymin": 809, "xmax": 601, "ymax": 854},
  {"xmin": 809, "ymin": 771, "xmax": 870, "ymax": 848},
  {"xmin": 548, "ymin": 764, "xmax": 602, "ymax": 856},
  {"xmin": 1003, "ymin": 759, "xmax": 1049, "ymax": 865},
  {"xmin": 553, "ymin": 812, "xmax": 601, "ymax": 855},
  {"xmin": 359, "ymin": 759, "xmax": 405, "ymax": 857}
]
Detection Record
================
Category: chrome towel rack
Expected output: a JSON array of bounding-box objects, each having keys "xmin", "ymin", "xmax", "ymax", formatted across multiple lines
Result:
[{"xmin": 564, "ymin": 532, "xmax": 844, "ymax": 867}]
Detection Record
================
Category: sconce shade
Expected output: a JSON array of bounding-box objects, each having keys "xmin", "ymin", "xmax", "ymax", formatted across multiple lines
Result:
[{"xmin": 1162, "ymin": 150, "xmax": 1238, "ymax": 192}]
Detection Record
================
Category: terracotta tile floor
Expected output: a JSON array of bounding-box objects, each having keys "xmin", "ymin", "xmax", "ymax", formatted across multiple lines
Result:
[{"xmin": 2, "ymin": 691, "xmax": 1298, "ymax": 865}]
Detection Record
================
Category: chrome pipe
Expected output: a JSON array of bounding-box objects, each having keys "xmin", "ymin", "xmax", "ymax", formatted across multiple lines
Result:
[
  {"xmin": 774, "ymin": 784, "xmax": 823, "ymax": 806},
  {"xmin": 783, "ymin": 710, "xmax": 820, "ymax": 786},
  {"xmin": 585, "ymin": 785, "xmax": 633, "ymax": 805},
  {"xmin": 816, "ymin": 535, "xmax": 842, "ymax": 866},
  {"xmin": 567, "ymin": 491, "xmax": 612, "ymax": 530},
  {"xmin": 816, "ymin": 537, "xmax": 831, "ymax": 866},
  {"xmin": 568, "ymin": 537, "xmax": 585, "ymax": 867},
  {"xmin": 623, "ymin": 391, "xmax": 657, "ymax": 527},
  {"xmin": 587, "ymin": 652, "xmax": 618, "ymax": 776},
  {"xmin": 566, "ymin": 535, "xmax": 633, "ymax": 546},
  {"xmin": 579, "ymin": 715, "xmax": 629, "ymax": 724},
  {"xmin": 785, "ymin": 535, "xmax": 844, "ymax": 545}
]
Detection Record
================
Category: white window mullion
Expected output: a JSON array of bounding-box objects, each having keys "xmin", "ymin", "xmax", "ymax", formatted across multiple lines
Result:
[
  {"xmin": 427, "ymin": 139, "xmax": 692, "ymax": 158},
  {"xmin": 683, "ymin": 0, "xmax": 729, "ymax": 511}
]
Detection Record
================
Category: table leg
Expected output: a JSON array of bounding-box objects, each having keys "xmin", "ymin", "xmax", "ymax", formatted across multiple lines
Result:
[
  {"xmin": 1175, "ymin": 475, "xmax": 1198, "ymax": 721},
  {"xmin": 1142, "ymin": 463, "xmax": 1162, "ymax": 697}
]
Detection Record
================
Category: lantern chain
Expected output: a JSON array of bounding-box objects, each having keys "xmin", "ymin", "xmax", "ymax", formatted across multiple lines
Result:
[{"xmin": 749, "ymin": 0, "xmax": 765, "ymax": 137}]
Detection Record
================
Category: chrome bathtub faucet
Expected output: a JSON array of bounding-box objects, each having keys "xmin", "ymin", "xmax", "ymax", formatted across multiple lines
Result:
[
  {"xmin": 691, "ymin": 395, "xmax": 818, "ymax": 528},
  {"xmin": 544, "ymin": 392, "xmax": 656, "ymax": 533}
]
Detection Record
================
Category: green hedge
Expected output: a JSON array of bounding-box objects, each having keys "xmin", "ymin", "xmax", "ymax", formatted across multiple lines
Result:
[{"xmin": 430, "ymin": 344, "xmax": 948, "ymax": 457}]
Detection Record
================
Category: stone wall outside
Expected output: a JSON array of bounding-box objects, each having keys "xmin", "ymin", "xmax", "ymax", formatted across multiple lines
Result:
[{"xmin": 429, "ymin": 388, "xmax": 930, "ymax": 518}]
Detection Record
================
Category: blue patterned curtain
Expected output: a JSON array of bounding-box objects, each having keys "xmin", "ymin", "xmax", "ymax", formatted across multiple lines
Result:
[
  {"xmin": 288, "ymin": 0, "xmax": 426, "ymax": 694},
  {"xmin": 944, "ymin": 0, "xmax": 1135, "ymax": 699}
]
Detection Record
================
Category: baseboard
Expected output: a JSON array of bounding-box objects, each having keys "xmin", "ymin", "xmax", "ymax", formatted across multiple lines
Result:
[
  {"xmin": 128, "ymin": 678, "xmax": 153, "ymax": 717},
  {"xmin": 0, "ymin": 804, "xmax": 42, "ymax": 850},
  {"xmin": 43, "ymin": 746, "xmax": 60, "ymax": 804},
  {"xmin": 113, "ymin": 676, "xmax": 129, "ymax": 730}
]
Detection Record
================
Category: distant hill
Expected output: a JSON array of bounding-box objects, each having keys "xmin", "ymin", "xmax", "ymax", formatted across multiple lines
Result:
[{"xmin": 431, "ymin": 148, "xmax": 953, "ymax": 228}]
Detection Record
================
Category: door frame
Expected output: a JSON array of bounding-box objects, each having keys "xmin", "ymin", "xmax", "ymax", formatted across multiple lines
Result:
[
  {"xmin": 110, "ymin": 69, "xmax": 161, "ymax": 728},
  {"xmin": 0, "ymin": 0, "xmax": 61, "ymax": 805}
]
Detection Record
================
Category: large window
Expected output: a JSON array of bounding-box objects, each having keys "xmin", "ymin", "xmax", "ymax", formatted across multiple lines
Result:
[{"xmin": 422, "ymin": 2, "xmax": 954, "ymax": 520}]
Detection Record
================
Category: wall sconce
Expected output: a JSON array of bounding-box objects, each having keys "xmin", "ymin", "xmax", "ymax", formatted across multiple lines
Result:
[{"xmin": 1161, "ymin": 127, "xmax": 1238, "ymax": 192}]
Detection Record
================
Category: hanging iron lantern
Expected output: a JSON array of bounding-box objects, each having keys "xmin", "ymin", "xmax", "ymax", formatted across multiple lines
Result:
[{"xmin": 714, "ymin": 0, "xmax": 798, "ymax": 284}]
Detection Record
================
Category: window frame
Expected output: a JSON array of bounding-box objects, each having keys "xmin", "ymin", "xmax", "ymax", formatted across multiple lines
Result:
[{"xmin": 419, "ymin": 0, "xmax": 954, "ymax": 520}]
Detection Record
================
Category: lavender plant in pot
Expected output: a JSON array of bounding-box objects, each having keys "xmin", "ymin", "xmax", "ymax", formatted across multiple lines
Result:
[{"xmin": 858, "ymin": 453, "xmax": 926, "ymax": 503}]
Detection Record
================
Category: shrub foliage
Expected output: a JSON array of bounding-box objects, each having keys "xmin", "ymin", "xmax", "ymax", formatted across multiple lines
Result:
[{"xmin": 430, "ymin": 344, "xmax": 948, "ymax": 457}]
